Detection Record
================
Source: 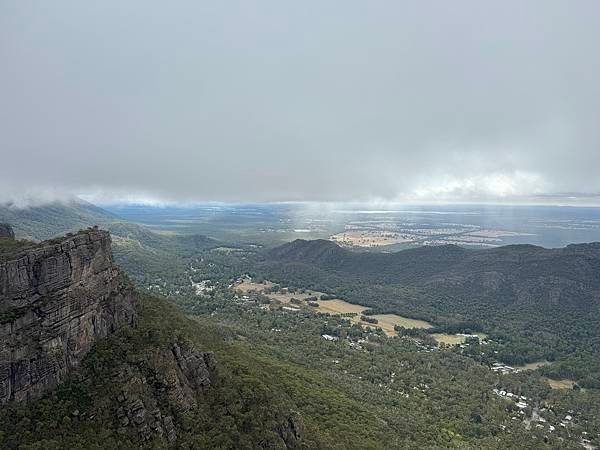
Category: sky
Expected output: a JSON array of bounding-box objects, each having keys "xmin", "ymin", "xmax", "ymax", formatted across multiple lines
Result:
[{"xmin": 1, "ymin": 1, "xmax": 600, "ymax": 206}]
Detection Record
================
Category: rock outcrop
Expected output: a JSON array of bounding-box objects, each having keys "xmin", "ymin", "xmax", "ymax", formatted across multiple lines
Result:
[
  {"xmin": 276, "ymin": 411, "xmax": 305, "ymax": 449},
  {"xmin": 112, "ymin": 340, "xmax": 216, "ymax": 445},
  {"xmin": 0, "ymin": 224, "xmax": 14, "ymax": 240},
  {"xmin": 0, "ymin": 227, "xmax": 138, "ymax": 405}
]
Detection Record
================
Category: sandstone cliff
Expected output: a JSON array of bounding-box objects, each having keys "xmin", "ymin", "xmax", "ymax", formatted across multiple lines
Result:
[
  {"xmin": 0, "ymin": 227, "xmax": 139, "ymax": 404},
  {"xmin": 0, "ymin": 226, "xmax": 305, "ymax": 448}
]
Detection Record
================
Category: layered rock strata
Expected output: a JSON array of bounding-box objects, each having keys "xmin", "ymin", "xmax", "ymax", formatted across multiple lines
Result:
[{"xmin": 0, "ymin": 228, "xmax": 138, "ymax": 404}]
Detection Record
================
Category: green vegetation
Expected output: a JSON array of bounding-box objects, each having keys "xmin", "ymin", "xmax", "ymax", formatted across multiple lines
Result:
[
  {"xmin": 0, "ymin": 297, "xmax": 381, "ymax": 449},
  {"xmin": 259, "ymin": 239, "xmax": 600, "ymax": 387},
  {"xmin": 167, "ymin": 289, "xmax": 600, "ymax": 448},
  {"xmin": 0, "ymin": 238, "xmax": 34, "ymax": 258},
  {"xmin": 0, "ymin": 199, "xmax": 117, "ymax": 241},
  {"xmin": 4, "ymin": 204, "xmax": 600, "ymax": 447}
]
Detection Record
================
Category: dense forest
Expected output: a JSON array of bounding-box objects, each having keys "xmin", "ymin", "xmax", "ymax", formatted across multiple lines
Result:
[
  {"xmin": 5, "ymin": 292, "xmax": 598, "ymax": 449},
  {"xmin": 255, "ymin": 239, "xmax": 600, "ymax": 387}
]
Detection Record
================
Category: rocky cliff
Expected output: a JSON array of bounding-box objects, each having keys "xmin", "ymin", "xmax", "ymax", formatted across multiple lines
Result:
[
  {"xmin": 0, "ymin": 227, "xmax": 139, "ymax": 405},
  {"xmin": 110, "ymin": 339, "xmax": 216, "ymax": 445},
  {"xmin": 0, "ymin": 227, "xmax": 306, "ymax": 448}
]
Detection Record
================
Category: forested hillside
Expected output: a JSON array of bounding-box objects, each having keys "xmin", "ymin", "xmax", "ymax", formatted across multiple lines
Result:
[
  {"xmin": 0, "ymin": 200, "xmax": 220, "ymax": 285},
  {"xmin": 0, "ymin": 199, "xmax": 118, "ymax": 240},
  {"xmin": 260, "ymin": 239, "xmax": 600, "ymax": 385}
]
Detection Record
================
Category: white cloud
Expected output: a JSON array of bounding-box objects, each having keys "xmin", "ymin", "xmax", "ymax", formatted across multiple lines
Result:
[{"xmin": 411, "ymin": 172, "xmax": 545, "ymax": 201}]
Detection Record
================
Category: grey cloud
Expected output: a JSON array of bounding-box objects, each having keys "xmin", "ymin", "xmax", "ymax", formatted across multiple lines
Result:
[{"xmin": 1, "ymin": 1, "xmax": 599, "ymax": 204}]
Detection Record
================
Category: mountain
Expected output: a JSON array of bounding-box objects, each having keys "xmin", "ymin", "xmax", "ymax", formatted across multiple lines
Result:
[
  {"xmin": 0, "ymin": 198, "xmax": 118, "ymax": 241},
  {"xmin": 270, "ymin": 239, "xmax": 600, "ymax": 293},
  {"xmin": 262, "ymin": 239, "xmax": 600, "ymax": 382},
  {"xmin": 269, "ymin": 239, "xmax": 600, "ymax": 303},
  {"xmin": 0, "ymin": 200, "xmax": 220, "ymax": 286},
  {"xmin": 269, "ymin": 238, "xmax": 348, "ymax": 264},
  {"xmin": 0, "ymin": 198, "xmax": 217, "ymax": 254},
  {"xmin": 269, "ymin": 239, "xmax": 470, "ymax": 283}
]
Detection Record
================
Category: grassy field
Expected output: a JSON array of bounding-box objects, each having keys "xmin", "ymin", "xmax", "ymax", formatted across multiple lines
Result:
[
  {"xmin": 544, "ymin": 378, "xmax": 576, "ymax": 390},
  {"xmin": 236, "ymin": 280, "xmax": 331, "ymax": 304},
  {"xmin": 515, "ymin": 360, "xmax": 552, "ymax": 371},
  {"xmin": 236, "ymin": 280, "xmax": 274, "ymax": 293},
  {"xmin": 432, "ymin": 333, "xmax": 488, "ymax": 345},
  {"xmin": 432, "ymin": 333, "xmax": 466, "ymax": 345},
  {"xmin": 236, "ymin": 282, "xmax": 498, "ymax": 342},
  {"xmin": 316, "ymin": 299, "xmax": 366, "ymax": 315},
  {"xmin": 370, "ymin": 313, "xmax": 432, "ymax": 336},
  {"xmin": 236, "ymin": 281, "xmax": 435, "ymax": 337},
  {"xmin": 330, "ymin": 230, "xmax": 414, "ymax": 248}
]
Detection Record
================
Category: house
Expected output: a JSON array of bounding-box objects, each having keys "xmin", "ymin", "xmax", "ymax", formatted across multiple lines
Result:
[{"xmin": 322, "ymin": 334, "xmax": 338, "ymax": 341}]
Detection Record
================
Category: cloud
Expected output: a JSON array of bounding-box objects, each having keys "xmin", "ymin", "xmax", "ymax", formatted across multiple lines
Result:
[
  {"xmin": 411, "ymin": 172, "xmax": 545, "ymax": 201},
  {"xmin": 0, "ymin": 185, "xmax": 78, "ymax": 208},
  {"xmin": 1, "ymin": 1, "xmax": 599, "ymax": 204}
]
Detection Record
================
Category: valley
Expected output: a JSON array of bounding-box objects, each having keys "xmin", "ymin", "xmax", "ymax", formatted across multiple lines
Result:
[
  {"xmin": 237, "ymin": 279, "xmax": 439, "ymax": 338},
  {"xmin": 2, "ymin": 202, "xmax": 600, "ymax": 448}
]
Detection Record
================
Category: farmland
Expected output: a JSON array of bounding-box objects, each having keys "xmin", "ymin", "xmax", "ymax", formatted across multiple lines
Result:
[{"xmin": 235, "ymin": 280, "xmax": 434, "ymax": 337}]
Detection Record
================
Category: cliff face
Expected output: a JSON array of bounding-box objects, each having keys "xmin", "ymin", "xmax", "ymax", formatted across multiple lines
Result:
[
  {"xmin": 0, "ymin": 228, "xmax": 139, "ymax": 405},
  {"xmin": 111, "ymin": 340, "xmax": 216, "ymax": 445}
]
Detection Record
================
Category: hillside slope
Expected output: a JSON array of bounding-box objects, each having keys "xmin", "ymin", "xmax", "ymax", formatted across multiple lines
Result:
[
  {"xmin": 0, "ymin": 294, "xmax": 408, "ymax": 449},
  {"xmin": 0, "ymin": 199, "xmax": 118, "ymax": 241},
  {"xmin": 0, "ymin": 201, "xmax": 220, "ymax": 286},
  {"xmin": 270, "ymin": 239, "xmax": 600, "ymax": 290},
  {"xmin": 262, "ymin": 239, "xmax": 600, "ymax": 379},
  {"xmin": 268, "ymin": 239, "xmax": 600, "ymax": 311}
]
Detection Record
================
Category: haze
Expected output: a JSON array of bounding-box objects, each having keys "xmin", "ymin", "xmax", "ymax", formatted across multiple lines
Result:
[{"xmin": 1, "ymin": 1, "xmax": 599, "ymax": 205}]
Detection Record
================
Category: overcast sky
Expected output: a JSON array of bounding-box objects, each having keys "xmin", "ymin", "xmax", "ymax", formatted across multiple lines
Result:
[{"xmin": 1, "ymin": 1, "xmax": 599, "ymax": 205}]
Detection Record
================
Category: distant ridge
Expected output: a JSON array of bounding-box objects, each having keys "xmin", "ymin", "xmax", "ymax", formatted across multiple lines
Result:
[
  {"xmin": 269, "ymin": 238, "xmax": 471, "ymax": 283},
  {"xmin": 268, "ymin": 237, "xmax": 600, "ymax": 286},
  {"xmin": 0, "ymin": 198, "xmax": 118, "ymax": 241},
  {"xmin": 265, "ymin": 237, "xmax": 600, "ymax": 322},
  {"xmin": 262, "ymin": 237, "xmax": 600, "ymax": 378},
  {"xmin": 0, "ymin": 199, "xmax": 220, "ymax": 286},
  {"xmin": 269, "ymin": 239, "xmax": 348, "ymax": 264}
]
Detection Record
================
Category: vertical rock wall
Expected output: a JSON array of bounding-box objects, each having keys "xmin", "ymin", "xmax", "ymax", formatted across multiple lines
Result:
[{"xmin": 0, "ymin": 229, "xmax": 138, "ymax": 404}]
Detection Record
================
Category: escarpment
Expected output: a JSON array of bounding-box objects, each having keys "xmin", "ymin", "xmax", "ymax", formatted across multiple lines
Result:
[
  {"xmin": 0, "ymin": 225, "xmax": 305, "ymax": 448},
  {"xmin": 0, "ymin": 227, "xmax": 139, "ymax": 405}
]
